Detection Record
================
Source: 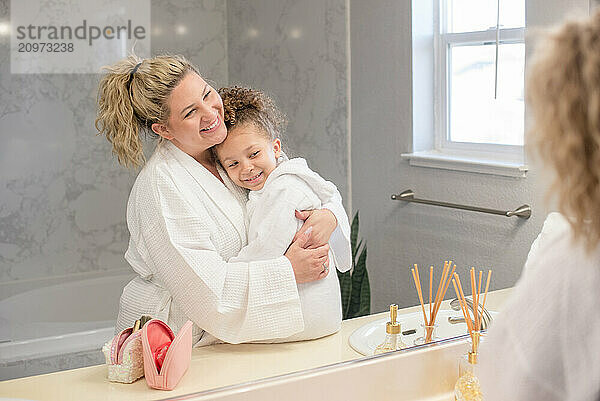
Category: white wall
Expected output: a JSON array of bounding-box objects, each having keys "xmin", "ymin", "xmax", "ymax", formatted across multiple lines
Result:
[{"xmin": 350, "ymin": 0, "xmax": 589, "ymax": 312}]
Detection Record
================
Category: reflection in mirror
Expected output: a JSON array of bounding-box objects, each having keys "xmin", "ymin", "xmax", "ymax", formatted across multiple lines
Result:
[
  {"xmin": 0, "ymin": 0, "xmax": 489, "ymax": 386},
  {"xmin": 1, "ymin": 0, "xmax": 569, "ymax": 397},
  {"xmin": 349, "ymin": 308, "xmax": 496, "ymax": 356}
]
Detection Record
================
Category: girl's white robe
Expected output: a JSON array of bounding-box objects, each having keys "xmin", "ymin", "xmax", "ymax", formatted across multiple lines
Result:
[
  {"xmin": 229, "ymin": 158, "xmax": 352, "ymax": 341},
  {"xmin": 116, "ymin": 141, "xmax": 350, "ymax": 346}
]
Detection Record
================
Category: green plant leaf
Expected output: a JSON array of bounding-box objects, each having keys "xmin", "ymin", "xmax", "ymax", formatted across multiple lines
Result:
[
  {"xmin": 355, "ymin": 245, "xmax": 367, "ymax": 276},
  {"xmin": 350, "ymin": 212, "xmax": 359, "ymax": 257},
  {"xmin": 337, "ymin": 270, "xmax": 352, "ymax": 319},
  {"xmin": 357, "ymin": 261, "xmax": 371, "ymax": 317},
  {"xmin": 354, "ymin": 239, "xmax": 363, "ymax": 261},
  {"xmin": 338, "ymin": 210, "xmax": 371, "ymax": 320},
  {"xmin": 348, "ymin": 247, "xmax": 368, "ymax": 318}
]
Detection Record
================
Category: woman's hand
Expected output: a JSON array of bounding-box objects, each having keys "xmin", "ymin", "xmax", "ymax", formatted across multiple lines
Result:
[
  {"xmin": 293, "ymin": 209, "xmax": 337, "ymax": 249},
  {"xmin": 285, "ymin": 228, "xmax": 331, "ymax": 283}
]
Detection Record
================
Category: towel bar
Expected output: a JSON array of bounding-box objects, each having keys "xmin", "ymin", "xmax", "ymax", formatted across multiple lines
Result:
[{"xmin": 391, "ymin": 189, "xmax": 531, "ymax": 219}]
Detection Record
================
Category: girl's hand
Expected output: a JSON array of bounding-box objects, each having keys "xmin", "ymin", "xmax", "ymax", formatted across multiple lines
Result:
[
  {"xmin": 293, "ymin": 209, "xmax": 337, "ymax": 249},
  {"xmin": 285, "ymin": 228, "xmax": 331, "ymax": 283}
]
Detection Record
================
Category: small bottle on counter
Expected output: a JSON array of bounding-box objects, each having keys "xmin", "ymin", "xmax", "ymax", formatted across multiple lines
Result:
[
  {"xmin": 373, "ymin": 304, "xmax": 407, "ymax": 355},
  {"xmin": 454, "ymin": 332, "xmax": 484, "ymax": 401}
]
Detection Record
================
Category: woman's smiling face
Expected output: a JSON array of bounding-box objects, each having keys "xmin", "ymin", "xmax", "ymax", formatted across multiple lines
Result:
[{"xmin": 152, "ymin": 72, "xmax": 227, "ymax": 159}]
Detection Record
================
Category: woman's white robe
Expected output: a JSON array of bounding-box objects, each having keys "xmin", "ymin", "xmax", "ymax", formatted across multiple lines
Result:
[
  {"xmin": 116, "ymin": 141, "xmax": 350, "ymax": 346},
  {"xmin": 229, "ymin": 158, "xmax": 352, "ymax": 341},
  {"xmin": 479, "ymin": 213, "xmax": 600, "ymax": 400}
]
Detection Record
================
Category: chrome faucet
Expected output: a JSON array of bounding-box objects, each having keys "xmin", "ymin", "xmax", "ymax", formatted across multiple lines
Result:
[{"xmin": 448, "ymin": 298, "xmax": 493, "ymax": 330}]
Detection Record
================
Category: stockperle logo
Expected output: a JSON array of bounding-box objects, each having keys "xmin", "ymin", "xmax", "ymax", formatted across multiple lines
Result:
[{"xmin": 11, "ymin": 0, "xmax": 151, "ymax": 74}]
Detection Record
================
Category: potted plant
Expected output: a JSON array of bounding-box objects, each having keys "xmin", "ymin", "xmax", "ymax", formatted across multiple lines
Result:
[{"xmin": 338, "ymin": 211, "xmax": 370, "ymax": 319}]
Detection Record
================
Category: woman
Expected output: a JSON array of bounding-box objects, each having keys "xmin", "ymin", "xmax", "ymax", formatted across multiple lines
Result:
[
  {"xmin": 95, "ymin": 55, "xmax": 351, "ymax": 346},
  {"xmin": 478, "ymin": 12, "xmax": 600, "ymax": 400}
]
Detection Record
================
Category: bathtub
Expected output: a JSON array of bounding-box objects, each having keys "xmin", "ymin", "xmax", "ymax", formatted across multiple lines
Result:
[{"xmin": 0, "ymin": 272, "xmax": 134, "ymax": 379}]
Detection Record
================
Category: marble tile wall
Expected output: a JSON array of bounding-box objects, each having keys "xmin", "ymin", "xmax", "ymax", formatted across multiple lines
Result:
[
  {"xmin": 151, "ymin": 0, "xmax": 228, "ymax": 85},
  {"xmin": 1, "ymin": 0, "xmax": 348, "ymax": 291},
  {"xmin": 1, "ymin": 0, "xmax": 350, "ymax": 377},
  {"xmin": 226, "ymin": 0, "xmax": 350, "ymax": 208},
  {"xmin": 0, "ymin": 0, "xmax": 227, "ymax": 292},
  {"xmin": 1, "ymin": 0, "xmax": 350, "ymax": 378}
]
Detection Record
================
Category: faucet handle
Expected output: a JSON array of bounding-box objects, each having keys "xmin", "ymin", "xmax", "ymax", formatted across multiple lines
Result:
[{"xmin": 449, "ymin": 298, "xmax": 493, "ymax": 330}]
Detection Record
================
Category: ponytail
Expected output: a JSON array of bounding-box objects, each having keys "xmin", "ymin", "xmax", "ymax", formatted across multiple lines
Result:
[{"xmin": 95, "ymin": 54, "xmax": 199, "ymax": 168}]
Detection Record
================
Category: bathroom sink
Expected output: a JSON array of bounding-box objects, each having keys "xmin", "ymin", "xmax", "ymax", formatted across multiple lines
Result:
[{"xmin": 348, "ymin": 309, "xmax": 497, "ymax": 356}]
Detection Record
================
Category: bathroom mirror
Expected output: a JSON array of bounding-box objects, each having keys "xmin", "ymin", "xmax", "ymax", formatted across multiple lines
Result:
[{"xmin": 0, "ymin": 0, "xmax": 583, "ymax": 393}]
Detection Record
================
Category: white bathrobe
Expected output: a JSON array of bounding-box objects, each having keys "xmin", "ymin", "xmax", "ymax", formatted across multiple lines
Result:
[
  {"xmin": 116, "ymin": 141, "xmax": 350, "ymax": 346},
  {"xmin": 229, "ymin": 158, "xmax": 352, "ymax": 341},
  {"xmin": 479, "ymin": 213, "xmax": 600, "ymax": 400}
]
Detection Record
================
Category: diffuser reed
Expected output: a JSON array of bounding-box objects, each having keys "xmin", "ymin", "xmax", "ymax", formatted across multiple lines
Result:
[
  {"xmin": 451, "ymin": 268, "xmax": 492, "ymax": 357},
  {"xmin": 410, "ymin": 261, "xmax": 457, "ymax": 343},
  {"xmin": 452, "ymin": 268, "xmax": 492, "ymax": 401}
]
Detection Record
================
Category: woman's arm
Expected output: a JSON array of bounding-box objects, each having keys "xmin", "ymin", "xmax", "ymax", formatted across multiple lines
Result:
[
  {"xmin": 230, "ymin": 184, "xmax": 331, "ymax": 282},
  {"xmin": 132, "ymin": 172, "xmax": 311, "ymax": 344},
  {"xmin": 295, "ymin": 190, "xmax": 352, "ymax": 273}
]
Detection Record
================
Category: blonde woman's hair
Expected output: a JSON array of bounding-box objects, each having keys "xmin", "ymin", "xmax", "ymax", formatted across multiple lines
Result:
[
  {"xmin": 527, "ymin": 11, "xmax": 600, "ymax": 251},
  {"xmin": 95, "ymin": 54, "xmax": 199, "ymax": 168}
]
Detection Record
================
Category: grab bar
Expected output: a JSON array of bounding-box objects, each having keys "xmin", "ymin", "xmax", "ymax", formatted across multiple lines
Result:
[{"xmin": 391, "ymin": 189, "xmax": 531, "ymax": 219}]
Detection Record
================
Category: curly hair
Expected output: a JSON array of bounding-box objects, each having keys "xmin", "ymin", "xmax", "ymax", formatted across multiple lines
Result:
[
  {"xmin": 217, "ymin": 86, "xmax": 287, "ymax": 141},
  {"xmin": 527, "ymin": 11, "xmax": 600, "ymax": 252},
  {"xmin": 95, "ymin": 54, "xmax": 199, "ymax": 168}
]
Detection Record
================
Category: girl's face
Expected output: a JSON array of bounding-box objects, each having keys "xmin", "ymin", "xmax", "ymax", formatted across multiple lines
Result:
[
  {"xmin": 151, "ymin": 72, "xmax": 227, "ymax": 160},
  {"xmin": 216, "ymin": 124, "xmax": 282, "ymax": 191}
]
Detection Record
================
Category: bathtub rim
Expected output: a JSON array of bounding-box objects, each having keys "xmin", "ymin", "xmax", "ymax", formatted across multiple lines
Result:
[
  {"xmin": 0, "ymin": 327, "xmax": 114, "ymax": 365},
  {"xmin": 0, "ymin": 270, "xmax": 134, "ymax": 366}
]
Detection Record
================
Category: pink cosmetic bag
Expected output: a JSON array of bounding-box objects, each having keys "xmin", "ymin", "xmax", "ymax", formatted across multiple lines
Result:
[
  {"xmin": 102, "ymin": 327, "xmax": 144, "ymax": 383},
  {"xmin": 141, "ymin": 319, "xmax": 193, "ymax": 390}
]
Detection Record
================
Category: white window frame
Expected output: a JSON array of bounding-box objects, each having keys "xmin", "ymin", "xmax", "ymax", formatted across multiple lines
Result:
[{"xmin": 434, "ymin": 1, "xmax": 525, "ymax": 161}]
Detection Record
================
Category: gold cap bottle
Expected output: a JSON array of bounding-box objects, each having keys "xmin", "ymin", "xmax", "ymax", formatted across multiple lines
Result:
[
  {"xmin": 374, "ymin": 304, "xmax": 406, "ymax": 354},
  {"xmin": 386, "ymin": 304, "xmax": 401, "ymax": 334}
]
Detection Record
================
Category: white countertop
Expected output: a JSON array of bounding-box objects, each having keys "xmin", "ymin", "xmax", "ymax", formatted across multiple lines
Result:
[{"xmin": 0, "ymin": 288, "xmax": 512, "ymax": 401}]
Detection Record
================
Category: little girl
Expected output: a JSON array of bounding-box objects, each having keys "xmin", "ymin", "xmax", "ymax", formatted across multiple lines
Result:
[{"xmin": 214, "ymin": 86, "xmax": 352, "ymax": 341}]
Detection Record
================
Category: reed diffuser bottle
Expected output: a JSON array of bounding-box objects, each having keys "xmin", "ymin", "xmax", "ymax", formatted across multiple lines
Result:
[
  {"xmin": 451, "ymin": 268, "xmax": 492, "ymax": 401},
  {"xmin": 454, "ymin": 332, "xmax": 482, "ymax": 401},
  {"xmin": 411, "ymin": 261, "xmax": 456, "ymax": 345},
  {"xmin": 373, "ymin": 304, "xmax": 407, "ymax": 354}
]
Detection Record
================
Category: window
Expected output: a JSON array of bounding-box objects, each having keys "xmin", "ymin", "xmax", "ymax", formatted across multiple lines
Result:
[{"xmin": 436, "ymin": 0, "xmax": 525, "ymax": 155}]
